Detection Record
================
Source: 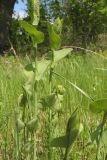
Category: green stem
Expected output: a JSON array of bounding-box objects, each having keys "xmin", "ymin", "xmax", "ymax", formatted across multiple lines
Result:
[
  {"xmin": 34, "ymin": 45, "xmax": 38, "ymax": 160},
  {"xmin": 48, "ymin": 67, "xmax": 53, "ymax": 160},
  {"xmin": 63, "ymin": 151, "xmax": 68, "ymax": 160},
  {"xmin": 96, "ymin": 112, "xmax": 107, "ymax": 160},
  {"xmin": 4, "ymin": 119, "xmax": 8, "ymax": 160},
  {"xmin": 15, "ymin": 112, "xmax": 20, "ymax": 160},
  {"xmin": 14, "ymin": 108, "xmax": 20, "ymax": 160},
  {"xmin": 22, "ymin": 105, "xmax": 26, "ymax": 146},
  {"xmin": 23, "ymin": 106, "xmax": 26, "ymax": 159},
  {"xmin": 34, "ymin": 82, "xmax": 38, "ymax": 160},
  {"xmin": 16, "ymin": 126, "xmax": 19, "ymax": 160}
]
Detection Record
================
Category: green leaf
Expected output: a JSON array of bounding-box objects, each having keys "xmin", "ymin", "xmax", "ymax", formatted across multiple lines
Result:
[
  {"xmin": 90, "ymin": 127, "xmax": 107, "ymax": 153},
  {"xmin": 51, "ymin": 109, "xmax": 83, "ymax": 158},
  {"xmin": 23, "ymin": 83, "xmax": 33, "ymax": 96},
  {"xmin": 53, "ymin": 48, "xmax": 72, "ymax": 63},
  {"xmin": 47, "ymin": 22, "xmax": 61, "ymax": 50},
  {"xmin": 53, "ymin": 17, "xmax": 63, "ymax": 35},
  {"xmin": 16, "ymin": 119, "xmax": 25, "ymax": 131},
  {"xmin": 54, "ymin": 94, "xmax": 63, "ymax": 112},
  {"xmin": 26, "ymin": 118, "xmax": 38, "ymax": 132},
  {"xmin": 40, "ymin": 93, "xmax": 56, "ymax": 109},
  {"xmin": 40, "ymin": 93, "xmax": 64, "ymax": 111},
  {"xmin": 51, "ymin": 130, "xmax": 79, "ymax": 149},
  {"xmin": 51, "ymin": 135, "xmax": 68, "ymax": 148},
  {"xmin": 19, "ymin": 20, "xmax": 44, "ymax": 44},
  {"xmin": 24, "ymin": 59, "xmax": 51, "ymax": 81},
  {"xmin": 36, "ymin": 59, "xmax": 51, "ymax": 81},
  {"xmin": 66, "ymin": 109, "xmax": 79, "ymax": 134},
  {"xmin": 18, "ymin": 93, "xmax": 27, "ymax": 107},
  {"xmin": 51, "ymin": 122, "xmax": 83, "ymax": 159},
  {"xmin": 101, "ymin": 129, "xmax": 107, "ymax": 149},
  {"xmin": 25, "ymin": 63, "xmax": 35, "ymax": 72},
  {"xmin": 24, "ymin": 63, "xmax": 35, "ymax": 81},
  {"xmin": 89, "ymin": 99, "xmax": 107, "ymax": 113},
  {"xmin": 65, "ymin": 114, "xmax": 83, "ymax": 159},
  {"xmin": 68, "ymin": 129, "xmax": 80, "ymax": 146},
  {"xmin": 90, "ymin": 123, "xmax": 102, "ymax": 145}
]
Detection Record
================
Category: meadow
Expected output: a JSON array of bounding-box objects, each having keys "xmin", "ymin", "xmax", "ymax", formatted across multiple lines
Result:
[{"xmin": 0, "ymin": 53, "xmax": 107, "ymax": 159}]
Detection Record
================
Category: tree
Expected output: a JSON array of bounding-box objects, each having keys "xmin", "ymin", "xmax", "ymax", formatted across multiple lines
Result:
[
  {"xmin": 0, "ymin": 0, "xmax": 16, "ymax": 53},
  {"xmin": 49, "ymin": 0, "xmax": 63, "ymax": 19},
  {"xmin": 62, "ymin": 0, "xmax": 107, "ymax": 48}
]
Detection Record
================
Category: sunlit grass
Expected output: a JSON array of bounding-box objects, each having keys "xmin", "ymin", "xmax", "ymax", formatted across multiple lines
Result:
[{"xmin": 0, "ymin": 54, "xmax": 107, "ymax": 159}]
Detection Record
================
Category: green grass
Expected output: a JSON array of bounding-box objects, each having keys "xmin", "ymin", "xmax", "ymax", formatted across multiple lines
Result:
[{"xmin": 0, "ymin": 54, "xmax": 107, "ymax": 159}]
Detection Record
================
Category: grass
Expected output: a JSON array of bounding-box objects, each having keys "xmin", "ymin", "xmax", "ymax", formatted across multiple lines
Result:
[{"xmin": 0, "ymin": 53, "xmax": 107, "ymax": 159}]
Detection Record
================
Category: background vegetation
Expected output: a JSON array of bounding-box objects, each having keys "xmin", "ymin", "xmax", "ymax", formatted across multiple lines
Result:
[
  {"xmin": 1, "ymin": 0, "xmax": 107, "ymax": 160},
  {"xmin": 1, "ymin": 0, "xmax": 107, "ymax": 54}
]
